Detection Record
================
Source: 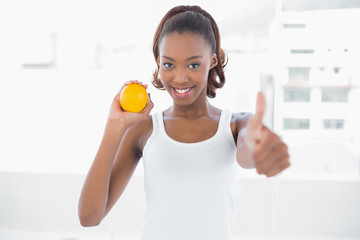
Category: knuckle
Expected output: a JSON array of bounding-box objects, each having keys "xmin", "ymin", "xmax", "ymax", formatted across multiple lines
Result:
[
  {"xmin": 282, "ymin": 144, "xmax": 289, "ymax": 153},
  {"xmin": 284, "ymin": 161, "xmax": 291, "ymax": 168},
  {"xmin": 253, "ymin": 159, "xmax": 262, "ymax": 169},
  {"xmin": 283, "ymin": 142, "xmax": 288, "ymax": 151},
  {"xmin": 265, "ymin": 171, "xmax": 274, "ymax": 177},
  {"xmin": 256, "ymin": 167, "xmax": 263, "ymax": 175},
  {"xmin": 282, "ymin": 153, "xmax": 290, "ymax": 162}
]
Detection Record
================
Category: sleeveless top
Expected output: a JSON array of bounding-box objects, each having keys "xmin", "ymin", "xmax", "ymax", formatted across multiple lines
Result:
[{"xmin": 141, "ymin": 110, "xmax": 238, "ymax": 240}]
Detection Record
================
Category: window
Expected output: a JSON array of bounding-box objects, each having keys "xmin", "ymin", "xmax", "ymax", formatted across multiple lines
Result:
[
  {"xmin": 323, "ymin": 119, "xmax": 344, "ymax": 129},
  {"xmin": 284, "ymin": 88, "xmax": 311, "ymax": 102},
  {"xmin": 283, "ymin": 23, "xmax": 306, "ymax": 28},
  {"xmin": 322, "ymin": 88, "xmax": 348, "ymax": 102},
  {"xmin": 289, "ymin": 67, "xmax": 310, "ymax": 81},
  {"xmin": 284, "ymin": 118, "xmax": 310, "ymax": 129},
  {"xmin": 291, "ymin": 49, "xmax": 314, "ymax": 54},
  {"xmin": 22, "ymin": 33, "xmax": 56, "ymax": 69}
]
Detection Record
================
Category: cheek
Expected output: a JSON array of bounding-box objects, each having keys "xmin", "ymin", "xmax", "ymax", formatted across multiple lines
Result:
[
  {"xmin": 198, "ymin": 68, "xmax": 210, "ymax": 84},
  {"xmin": 158, "ymin": 68, "xmax": 170, "ymax": 83}
]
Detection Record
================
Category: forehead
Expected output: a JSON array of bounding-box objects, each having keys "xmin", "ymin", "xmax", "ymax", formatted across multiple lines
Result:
[{"xmin": 159, "ymin": 32, "xmax": 212, "ymax": 58}]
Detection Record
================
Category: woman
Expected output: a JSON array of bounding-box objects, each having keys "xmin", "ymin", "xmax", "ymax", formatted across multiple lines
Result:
[{"xmin": 78, "ymin": 5, "xmax": 290, "ymax": 240}]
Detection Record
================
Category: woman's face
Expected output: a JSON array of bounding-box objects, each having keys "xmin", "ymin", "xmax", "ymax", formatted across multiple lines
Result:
[{"xmin": 157, "ymin": 32, "xmax": 217, "ymax": 107}]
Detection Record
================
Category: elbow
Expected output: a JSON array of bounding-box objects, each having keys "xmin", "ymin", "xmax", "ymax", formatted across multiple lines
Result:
[
  {"xmin": 78, "ymin": 198, "xmax": 107, "ymax": 227},
  {"xmin": 78, "ymin": 209, "xmax": 103, "ymax": 227},
  {"xmin": 79, "ymin": 214, "xmax": 102, "ymax": 227},
  {"xmin": 80, "ymin": 221, "xmax": 100, "ymax": 227}
]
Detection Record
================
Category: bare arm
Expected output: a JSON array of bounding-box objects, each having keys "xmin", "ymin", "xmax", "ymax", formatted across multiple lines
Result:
[
  {"xmin": 78, "ymin": 81, "xmax": 153, "ymax": 227},
  {"xmin": 236, "ymin": 93, "xmax": 290, "ymax": 177}
]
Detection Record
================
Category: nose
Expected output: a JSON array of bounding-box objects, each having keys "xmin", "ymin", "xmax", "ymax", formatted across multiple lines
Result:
[{"xmin": 173, "ymin": 68, "xmax": 188, "ymax": 84}]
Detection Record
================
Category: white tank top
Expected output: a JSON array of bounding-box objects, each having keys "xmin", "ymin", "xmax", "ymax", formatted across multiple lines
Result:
[{"xmin": 141, "ymin": 110, "xmax": 238, "ymax": 240}]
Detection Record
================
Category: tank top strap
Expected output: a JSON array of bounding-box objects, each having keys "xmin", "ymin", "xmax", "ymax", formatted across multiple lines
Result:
[
  {"xmin": 143, "ymin": 112, "xmax": 162, "ymax": 155},
  {"xmin": 151, "ymin": 112, "xmax": 161, "ymax": 133},
  {"xmin": 223, "ymin": 109, "xmax": 233, "ymax": 127},
  {"xmin": 218, "ymin": 109, "xmax": 235, "ymax": 143},
  {"xmin": 151, "ymin": 111, "xmax": 169, "ymax": 134}
]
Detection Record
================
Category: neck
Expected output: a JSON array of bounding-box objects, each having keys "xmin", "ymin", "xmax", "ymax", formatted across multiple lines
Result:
[{"xmin": 166, "ymin": 100, "xmax": 218, "ymax": 119}]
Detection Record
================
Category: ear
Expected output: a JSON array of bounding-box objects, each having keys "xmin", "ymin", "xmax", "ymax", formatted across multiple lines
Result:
[
  {"xmin": 157, "ymin": 56, "xmax": 160, "ymax": 66},
  {"xmin": 210, "ymin": 54, "xmax": 218, "ymax": 69}
]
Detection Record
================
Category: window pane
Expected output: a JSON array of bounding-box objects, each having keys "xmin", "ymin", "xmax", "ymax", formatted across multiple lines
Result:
[
  {"xmin": 284, "ymin": 118, "xmax": 310, "ymax": 129},
  {"xmin": 284, "ymin": 88, "xmax": 310, "ymax": 102},
  {"xmin": 322, "ymin": 88, "xmax": 348, "ymax": 102},
  {"xmin": 289, "ymin": 67, "xmax": 310, "ymax": 81},
  {"xmin": 290, "ymin": 49, "xmax": 314, "ymax": 54},
  {"xmin": 283, "ymin": 23, "xmax": 306, "ymax": 28},
  {"xmin": 323, "ymin": 119, "xmax": 344, "ymax": 129}
]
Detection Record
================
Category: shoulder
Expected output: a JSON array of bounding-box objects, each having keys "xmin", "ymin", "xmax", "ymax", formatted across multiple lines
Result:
[
  {"xmin": 231, "ymin": 112, "xmax": 252, "ymax": 127},
  {"xmin": 230, "ymin": 112, "xmax": 252, "ymax": 142}
]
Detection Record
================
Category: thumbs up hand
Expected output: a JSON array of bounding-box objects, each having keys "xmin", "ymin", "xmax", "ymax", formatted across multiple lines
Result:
[{"xmin": 244, "ymin": 92, "xmax": 290, "ymax": 177}]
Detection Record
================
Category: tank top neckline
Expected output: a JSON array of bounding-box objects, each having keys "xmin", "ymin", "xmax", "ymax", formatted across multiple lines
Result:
[{"xmin": 156, "ymin": 110, "xmax": 229, "ymax": 147}]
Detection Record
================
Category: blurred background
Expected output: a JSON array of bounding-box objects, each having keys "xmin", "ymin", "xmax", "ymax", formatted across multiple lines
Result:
[{"xmin": 0, "ymin": 0, "xmax": 359, "ymax": 239}]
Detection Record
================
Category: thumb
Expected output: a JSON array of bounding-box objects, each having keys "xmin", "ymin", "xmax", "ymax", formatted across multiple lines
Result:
[
  {"xmin": 249, "ymin": 92, "xmax": 266, "ymax": 129},
  {"xmin": 141, "ymin": 92, "xmax": 154, "ymax": 114},
  {"xmin": 254, "ymin": 92, "xmax": 265, "ymax": 125},
  {"xmin": 245, "ymin": 92, "xmax": 266, "ymax": 150}
]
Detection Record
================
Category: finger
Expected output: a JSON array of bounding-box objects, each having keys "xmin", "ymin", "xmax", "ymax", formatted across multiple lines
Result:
[
  {"xmin": 125, "ymin": 80, "xmax": 140, "ymax": 86},
  {"xmin": 265, "ymin": 158, "xmax": 290, "ymax": 178},
  {"xmin": 119, "ymin": 81, "xmax": 132, "ymax": 93},
  {"xmin": 141, "ymin": 93, "xmax": 154, "ymax": 114},
  {"xmin": 255, "ymin": 143, "xmax": 288, "ymax": 174},
  {"xmin": 118, "ymin": 80, "xmax": 147, "ymax": 94},
  {"xmin": 114, "ymin": 81, "xmax": 135, "ymax": 103},
  {"xmin": 254, "ymin": 92, "xmax": 265, "ymax": 126},
  {"xmin": 127, "ymin": 80, "xmax": 148, "ymax": 89},
  {"xmin": 246, "ymin": 92, "xmax": 266, "ymax": 140},
  {"xmin": 256, "ymin": 152, "xmax": 289, "ymax": 176},
  {"xmin": 125, "ymin": 80, "xmax": 134, "ymax": 85},
  {"xmin": 253, "ymin": 130, "xmax": 282, "ymax": 163}
]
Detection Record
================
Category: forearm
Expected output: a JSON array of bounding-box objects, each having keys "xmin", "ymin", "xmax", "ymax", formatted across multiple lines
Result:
[
  {"xmin": 236, "ymin": 143, "xmax": 254, "ymax": 169},
  {"xmin": 78, "ymin": 119, "xmax": 129, "ymax": 226}
]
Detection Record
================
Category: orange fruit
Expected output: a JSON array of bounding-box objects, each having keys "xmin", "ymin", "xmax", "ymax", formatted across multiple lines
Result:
[{"xmin": 120, "ymin": 84, "xmax": 148, "ymax": 112}]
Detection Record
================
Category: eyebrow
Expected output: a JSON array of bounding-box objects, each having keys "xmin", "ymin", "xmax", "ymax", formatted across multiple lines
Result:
[{"xmin": 162, "ymin": 55, "xmax": 203, "ymax": 61}]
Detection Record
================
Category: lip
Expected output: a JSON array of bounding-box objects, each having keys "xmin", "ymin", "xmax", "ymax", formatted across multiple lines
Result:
[{"xmin": 172, "ymin": 87, "xmax": 194, "ymax": 98}]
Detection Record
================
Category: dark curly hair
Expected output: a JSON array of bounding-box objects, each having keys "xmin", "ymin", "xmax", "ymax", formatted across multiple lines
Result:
[{"xmin": 152, "ymin": 5, "xmax": 228, "ymax": 98}]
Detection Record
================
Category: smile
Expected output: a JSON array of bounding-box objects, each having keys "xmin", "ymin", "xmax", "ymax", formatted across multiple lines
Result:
[
  {"xmin": 174, "ymin": 87, "xmax": 193, "ymax": 94},
  {"xmin": 172, "ymin": 87, "xmax": 194, "ymax": 98}
]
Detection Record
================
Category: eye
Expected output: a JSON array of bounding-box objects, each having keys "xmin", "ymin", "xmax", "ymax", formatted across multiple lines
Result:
[
  {"xmin": 163, "ymin": 63, "xmax": 174, "ymax": 69},
  {"xmin": 189, "ymin": 63, "xmax": 200, "ymax": 69}
]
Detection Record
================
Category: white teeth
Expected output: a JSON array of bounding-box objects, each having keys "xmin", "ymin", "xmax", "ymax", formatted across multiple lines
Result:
[{"xmin": 175, "ymin": 88, "xmax": 192, "ymax": 94}]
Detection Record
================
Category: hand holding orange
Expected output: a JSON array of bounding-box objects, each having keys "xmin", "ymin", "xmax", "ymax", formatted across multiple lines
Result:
[{"xmin": 120, "ymin": 83, "xmax": 148, "ymax": 113}]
